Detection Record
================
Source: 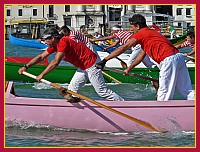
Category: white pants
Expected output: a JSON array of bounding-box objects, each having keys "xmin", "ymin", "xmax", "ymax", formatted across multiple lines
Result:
[
  {"xmin": 171, "ymin": 30, "xmax": 180, "ymax": 39},
  {"xmin": 127, "ymin": 44, "xmax": 156, "ymax": 68},
  {"xmin": 157, "ymin": 53, "xmax": 194, "ymax": 101},
  {"xmin": 68, "ymin": 59, "xmax": 124, "ymax": 101}
]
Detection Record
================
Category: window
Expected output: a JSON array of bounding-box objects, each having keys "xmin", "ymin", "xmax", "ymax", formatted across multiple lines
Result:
[
  {"xmin": 7, "ymin": 9, "xmax": 10, "ymax": 16},
  {"xmin": 33, "ymin": 9, "xmax": 37, "ymax": 16},
  {"xmin": 49, "ymin": 5, "xmax": 54, "ymax": 17},
  {"xmin": 187, "ymin": 23, "xmax": 191, "ymax": 27},
  {"xmin": 176, "ymin": 8, "xmax": 182, "ymax": 15},
  {"xmin": 178, "ymin": 22, "xmax": 182, "ymax": 27},
  {"xmin": 65, "ymin": 5, "xmax": 70, "ymax": 12},
  {"xmin": 186, "ymin": 8, "xmax": 191, "ymax": 16},
  {"xmin": 18, "ymin": 9, "xmax": 22, "ymax": 16},
  {"xmin": 109, "ymin": 7, "xmax": 121, "ymax": 21},
  {"xmin": 64, "ymin": 18, "xmax": 71, "ymax": 26}
]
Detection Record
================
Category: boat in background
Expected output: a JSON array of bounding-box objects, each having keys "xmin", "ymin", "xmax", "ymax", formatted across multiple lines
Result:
[
  {"xmin": 9, "ymin": 32, "xmax": 186, "ymax": 50},
  {"xmin": 169, "ymin": 33, "xmax": 187, "ymax": 46},
  {"xmin": 5, "ymin": 56, "xmax": 195, "ymax": 84},
  {"xmin": 9, "ymin": 34, "xmax": 47, "ymax": 50},
  {"xmin": 5, "ymin": 81, "xmax": 195, "ymax": 132}
]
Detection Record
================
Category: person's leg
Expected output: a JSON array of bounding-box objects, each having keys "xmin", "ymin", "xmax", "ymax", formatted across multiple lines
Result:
[
  {"xmin": 68, "ymin": 68, "xmax": 88, "ymax": 93},
  {"xmin": 157, "ymin": 55, "xmax": 177, "ymax": 101},
  {"xmin": 86, "ymin": 63, "xmax": 124, "ymax": 101},
  {"xmin": 175, "ymin": 54, "xmax": 194, "ymax": 100},
  {"xmin": 171, "ymin": 30, "xmax": 175, "ymax": 39}
]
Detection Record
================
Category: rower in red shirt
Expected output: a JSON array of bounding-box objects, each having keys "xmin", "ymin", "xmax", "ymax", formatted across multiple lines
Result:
[
  {"xmin": 18, "ymin": 27, "xmax": 124, "ymax": 102},
  {"xmin": 151, "ymin": 23, "xmax": 161, "ymax": 33},
  {"xmin": 91, "ymin": 25, "xmax": 156, "ymax": 68},
  {"xmin": 96, "ymin": 14, "xmax": 194, "ymax": 101}
]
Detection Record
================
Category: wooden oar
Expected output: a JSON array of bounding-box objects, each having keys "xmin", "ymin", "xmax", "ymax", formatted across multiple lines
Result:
[
  {"xmin": 182, "ymin": 53, "xmax": 195, "ymax": 63},
  {"xmin": 104, "ymin": 67, "xmax": 159, "ymax": 83},
  {"xmin": 93, "ymin": 43, "xmax": 127, "ymax": 68},
  {"xmin": 186, "ymin": 55, "xmax": 195, "ymax": 60},
  {"xmin": 22, "ymin": 71, "xmax": 167, "ymax": 133},
  {"xmin": 186, "ymin": 55, "xmax": 195, "ymax": 62},
  {"xmin": 102, "ymin": 71, "xmax": 122, "ymax": 84}
]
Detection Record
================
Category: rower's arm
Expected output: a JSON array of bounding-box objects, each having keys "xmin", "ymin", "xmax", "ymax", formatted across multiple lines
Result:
[
  {"xmin": 105, "ymin": 38, "xmax": 137, "ymax": 61},
  {"xmin": 105, "ymin": 39, "xmax": 120, "ymax": 50},
  {"xmin": 93, "ymin": 35, "xmax": 114, "ymax": 42}
]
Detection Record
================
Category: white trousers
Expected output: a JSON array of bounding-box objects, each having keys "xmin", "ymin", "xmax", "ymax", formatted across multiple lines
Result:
[
  {"xmin": 127, "ymin": 44, "xmax": 156, "ymax": 68},
  {"xmin": 171, "ymin": 30, "xmax": 180, "ymax": 39},
  {"xmin": 68, "ymin": 59, "xmax": 124, "ymax": 101},
  {"xmin": 157, "ymin": 53, "xmax": 194, "ymax": 101}
]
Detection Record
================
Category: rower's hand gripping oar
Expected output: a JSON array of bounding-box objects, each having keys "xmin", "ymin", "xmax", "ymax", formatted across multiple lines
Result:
[
  {"xmin": 22, "ymin": 71, "xmax": 167, "ymax": 133},
  {"xmin": 92, "ymin": 42, "xmax": 127, "ymax": 68}
]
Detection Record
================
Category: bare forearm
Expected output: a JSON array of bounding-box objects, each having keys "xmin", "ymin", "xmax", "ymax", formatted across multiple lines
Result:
[
  {"xmin": 39, "ymin": 59, "xmax": 59, "ymax": 77},
  {"xmin": 188, "ymin": 49, "xmax": 195, "ymax": 55},
  {"xmin": 105, "ymin": 45, "xmax": 127, "ymax": 60},
  {"xmin": 175, "ymin": 44, "xmax": 181, "ymax": 49},
  {"xmin": 104, "ymin": 38, "xmax": 136, "ymax": 61},
  {"xmin": 127, "ymin": 50, "xmax": 146, "ymax": 72},
  {"xmin": 94, "ymin": 35, "xmax": 113, "ymax": 42},
  {"xmin": 106, "ymin": 41, "xmax": 119, "ymax": 49},
  {"xmin": 26, "ymin": 54, "xmax": 46, "ymax": 68}
]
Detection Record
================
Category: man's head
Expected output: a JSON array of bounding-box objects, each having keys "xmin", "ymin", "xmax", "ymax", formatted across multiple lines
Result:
[
  {"xmin": 186, "ymin": 32, "xmax": 195, "ymax": 44},
  {"xmin": 41, "ymin": 27, "xmax": 60, "ymax": 47},
  {"xmin": 111, "ymin": 25, "xmax": 121, "ymax": 34},
  {"xmin": 129, "ymin": 14, "xmax": 147, "ymax": 34},
  {"xmin": 60, "ymin": 25, "xmax": 71, "ymax": 36}
]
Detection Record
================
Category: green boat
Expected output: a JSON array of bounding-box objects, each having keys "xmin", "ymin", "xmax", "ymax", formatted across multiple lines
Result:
[
  {"xmin": 169, "ymin": 33, "xmax": 187, "ymax": 46},
  {"xmin": 5, "ymin": 60, "xmax": 195, "ymax": 84}
]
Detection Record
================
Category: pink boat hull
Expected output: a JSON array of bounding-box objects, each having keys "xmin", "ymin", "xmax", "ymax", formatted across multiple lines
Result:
[{"xmin": 5, "ymin": 82, "xmax": 195, "ymax": 132}]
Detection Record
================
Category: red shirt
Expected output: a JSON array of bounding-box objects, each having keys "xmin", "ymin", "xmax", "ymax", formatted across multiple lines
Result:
[
  {"xmin": 130, "ymin": 27, "xmax": 179, "ymax": 63},
  {"xmin": 152, "ymin": 24, "xmax": 160, "ymax": 32},
  {"xmin": 47, "ymin": 36, "xmax": 97, "ymax": 70}
]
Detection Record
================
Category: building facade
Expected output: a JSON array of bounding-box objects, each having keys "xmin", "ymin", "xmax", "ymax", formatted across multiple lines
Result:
[{"xmin": 5, "ymin": 4, "xmax": 195, "ymax": 39}]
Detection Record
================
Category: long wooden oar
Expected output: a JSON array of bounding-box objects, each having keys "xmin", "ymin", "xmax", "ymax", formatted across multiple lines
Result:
[
  {"xmin": 93, "ymin": 43, "xmax": 127, "ymax": 68},
  {"xmin": 182, "ymin": 53, "xmax": 195, "ymax": 63},
  {"xmin": 104, "ymin": 67, "xmax": 159, "ymax": 83},
  {"xmin": 22, "ymin": 71, "xmax": 167, "ymax": 133},
  {"xmin": 186, "ymin": 55, "xmax": 195, "ymax": 62},
  {"xmin": 102, "ymin": 71, "xmax": 122, "ymax": 84},
  {"xmin": 186, "ymin": 55, "xmax": 195, "ymax": 60}
]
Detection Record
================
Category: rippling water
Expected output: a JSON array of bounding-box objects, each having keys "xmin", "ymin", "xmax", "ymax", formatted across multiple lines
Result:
[{"xmin": 5, "ymin": 40, "xmax": 195, "ymax": 147}]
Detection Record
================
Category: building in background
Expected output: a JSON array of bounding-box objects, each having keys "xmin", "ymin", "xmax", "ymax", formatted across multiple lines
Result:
[{"xmin": 5, "ymin": 4, "xmax": 195, "ymax": 39}]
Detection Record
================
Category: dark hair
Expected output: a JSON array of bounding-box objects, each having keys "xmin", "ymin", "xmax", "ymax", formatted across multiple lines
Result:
[
  {"xmin": 187, "ymin": 31, "xmax": 195, "ymax": 39},
  {"xmin": 113, "ymin": 25, "xmax": 121, "ymax": 28},
  {"xmin": 129, "ymin": 14, "xmax": 147, "ymax": 28},
  {"xmin": 60, "ymin": 25, "xmax": 71, "ymax": 33},
  {"xmin": 42, "ymin": 27, "xmax": 64, "ymax": 40}
]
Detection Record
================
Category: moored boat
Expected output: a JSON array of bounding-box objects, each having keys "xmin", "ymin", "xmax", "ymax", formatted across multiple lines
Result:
[
  {"xmin": 9, "ymin": 34, "xmax": 47, "ymax": 50},
  {"xmin": 5, "ymin": 81, "xmax": 195, "ymax": 132},
  {"xmin": 9, "ymin": 32, "xmax": 186, "ymax": 50}
]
